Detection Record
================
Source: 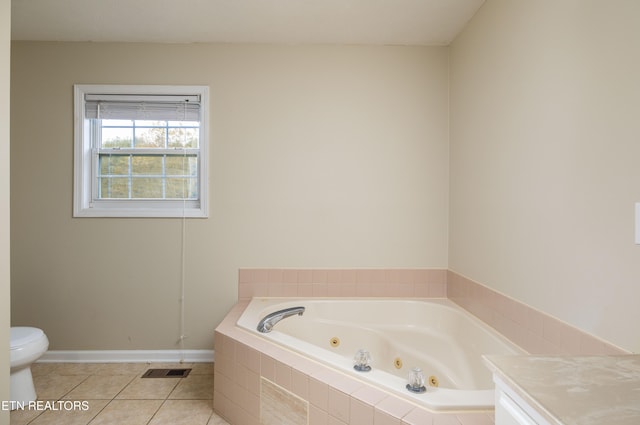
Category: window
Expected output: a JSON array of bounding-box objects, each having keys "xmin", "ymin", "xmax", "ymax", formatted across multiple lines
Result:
[{"xmin": 74, "ymin": 85, "xmax": 209, "ymax": 217}]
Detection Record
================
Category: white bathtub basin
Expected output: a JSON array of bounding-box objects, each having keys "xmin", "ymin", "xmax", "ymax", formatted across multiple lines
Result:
[{"xmin": 237, "ymin": 297, "xmax": 526, "ymax": 411}]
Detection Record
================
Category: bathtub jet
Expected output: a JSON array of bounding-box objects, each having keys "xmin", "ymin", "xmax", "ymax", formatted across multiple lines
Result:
[{"xmin": 257, "ymin": 306, "xmax": 305, "ymax": 333}]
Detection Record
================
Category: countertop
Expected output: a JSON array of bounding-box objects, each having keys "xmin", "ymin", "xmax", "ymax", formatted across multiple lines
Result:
[{"xmin": 483, "ymin": 355, "xmax": 640, "ymax": 425}]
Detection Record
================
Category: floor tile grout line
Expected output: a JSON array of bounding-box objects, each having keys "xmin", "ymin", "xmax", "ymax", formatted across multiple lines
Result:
[
  {"xmin": 145, "ymin": 398, "xmax": 170, "ymax": 425},
  {"xmin": 165, "ymin": 374, "xmax": 185, "ymax": 400},
  {"xmin": 84, "ymin": 399, "xmax": 112, "ymax": 425},
  {"xmin": 110, "ymin": 372, "xmax": 145, "ymax": 400},
  {"xmin": 59, "ymin": 373, "xmax": 93, "ymax": 401}
]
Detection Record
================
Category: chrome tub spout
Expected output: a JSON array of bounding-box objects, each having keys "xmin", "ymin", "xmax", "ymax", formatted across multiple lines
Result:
[{"xmin": 257, "ymin": 306, "xmax": 305, "ymax": 333}]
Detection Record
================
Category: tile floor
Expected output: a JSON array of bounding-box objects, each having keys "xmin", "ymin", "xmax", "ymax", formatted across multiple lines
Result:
[{"xmin": 10, "ymin": 362, "xmax": 229, "ymax": 425}]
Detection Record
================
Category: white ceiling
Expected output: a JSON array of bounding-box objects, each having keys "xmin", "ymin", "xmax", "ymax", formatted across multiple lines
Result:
[{"xmin": 11, "ymin": 0, "xmax": 485, "ymax": 45}]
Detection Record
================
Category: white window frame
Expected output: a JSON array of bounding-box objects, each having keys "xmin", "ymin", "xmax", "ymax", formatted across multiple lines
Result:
[{"xmin": 73, "ymin": 84, "xmax": 209, "ymax": 218}]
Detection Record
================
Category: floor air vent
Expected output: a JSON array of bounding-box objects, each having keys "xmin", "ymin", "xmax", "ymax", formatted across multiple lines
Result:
[{"xmin": 141, "ymin": 368, "xmax": 191, "ymax": 378}]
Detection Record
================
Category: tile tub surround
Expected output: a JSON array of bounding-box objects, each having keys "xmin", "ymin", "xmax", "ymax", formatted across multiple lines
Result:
[
  {"xmin": 214, "ymin": 302, "xmax": 495, "ymax": 425},
  {"xmin": 237, "ymin": 268, "xmax": 627, "ymax": 356},
  {"xmin": 238, "ymin": 268, "xmax": 448, "ymax": 301},
  {"xmin": 446, "ymin": 271, "xmax": 628, "ymax": 356}
]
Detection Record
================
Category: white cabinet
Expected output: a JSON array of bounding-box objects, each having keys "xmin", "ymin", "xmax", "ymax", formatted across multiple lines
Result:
[{"xmin": 494, "ymin": 376, "xmax": 552, "ymax": 425}]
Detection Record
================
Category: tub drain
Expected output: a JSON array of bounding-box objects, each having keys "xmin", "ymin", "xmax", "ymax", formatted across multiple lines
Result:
[
  {"xmin": 329, "ymin": 337, "xmax": 340, "ymax": 347},
  {"xmin": 394, "ymin": 358, "xmax": 403, "ymax": 369}
]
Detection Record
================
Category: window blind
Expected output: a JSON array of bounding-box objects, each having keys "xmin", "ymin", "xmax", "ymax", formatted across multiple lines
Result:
[{"xmin": 85, "ymin": 94, "xmax": 201, "ymax": 121}]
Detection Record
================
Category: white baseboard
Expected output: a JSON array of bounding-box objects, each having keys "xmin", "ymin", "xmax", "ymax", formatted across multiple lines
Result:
[{"xmin": 39, "ymin": 349, "xmax": 214, "ymax": 363}]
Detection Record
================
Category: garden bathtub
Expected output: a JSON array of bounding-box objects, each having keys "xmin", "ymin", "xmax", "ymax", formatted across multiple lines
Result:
[{"xmin": 237, "ymin": 297, "xmax": 525, "ymax": 411}]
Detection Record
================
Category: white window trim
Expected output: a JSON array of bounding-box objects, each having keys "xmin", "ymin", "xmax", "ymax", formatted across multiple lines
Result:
[{"xmin": 73, "ymin": 84, "xmax": 209, "ymax": 218}]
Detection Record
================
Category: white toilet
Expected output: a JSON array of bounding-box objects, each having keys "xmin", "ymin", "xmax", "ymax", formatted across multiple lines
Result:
[{"xmin": 10, "ymin": 327, "xmax": 49, "ymax": 408}]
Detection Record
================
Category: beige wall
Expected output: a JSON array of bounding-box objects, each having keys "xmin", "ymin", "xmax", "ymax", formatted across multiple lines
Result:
[
  {"xmin": 10, "ymin": 42, "xmax": 450, "ymax": 350},
  {"xmin": 450, "ymin": 0, "xmax": 640, "ymax": 352},
  {"xmin": 1, "ymin": 0, "xmax": 10, "ymax": 422}
]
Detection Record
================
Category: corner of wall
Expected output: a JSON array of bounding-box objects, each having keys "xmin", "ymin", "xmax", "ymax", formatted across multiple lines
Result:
[{"xmin": 1, "ymin": 0, "xmax": 11, "ymax": 421}]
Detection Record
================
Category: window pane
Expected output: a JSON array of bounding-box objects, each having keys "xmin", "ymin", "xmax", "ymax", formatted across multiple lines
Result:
[
  {"xmin": 102, "ymin": 127, "xmax": 133, "ymax": 148},
  {"xmin": 134, "ymin": 126, "xmax": 166, "ymax": 148},
  {"xmin": 168, "ymin": 127, "xmax": 199, "ymax": 148},
  {"xmin": 165, "ymin": 156, "xmax": 198, "ymax": 176},
  {"xmin": 100, "ymin": 155, "xmax": 130, "ymax": 176},
  {"xmin": 131, "ymin": 155, "xmax": 163, "ymax": 175},
  {"xmin": 165, "ymin": 178, "xmax": 198, "ymax": 199},
  {"xmin": 100, "ymin": 177, "xmax": 129, "ymax": 198},
  {"xmin": 132, "ymin": 177, "xmax": 163, "ymax": 198},
  {"xmin": 98, "ymin": 154, "xmax": 199, "ymax": 200}
]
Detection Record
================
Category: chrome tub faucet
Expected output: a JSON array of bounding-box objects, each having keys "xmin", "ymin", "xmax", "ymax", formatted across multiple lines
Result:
[{"xmin": 257, "ymin": 306, "xmax": 305, "ymax": 333}]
